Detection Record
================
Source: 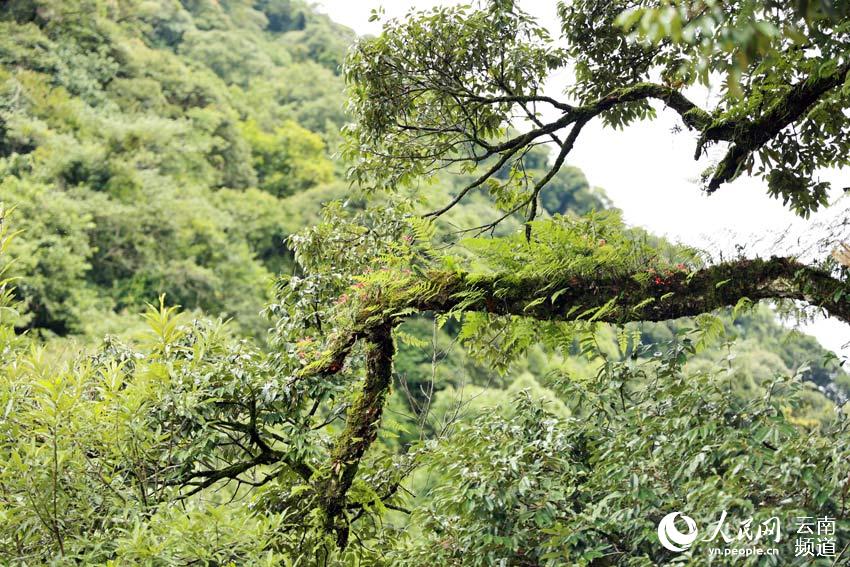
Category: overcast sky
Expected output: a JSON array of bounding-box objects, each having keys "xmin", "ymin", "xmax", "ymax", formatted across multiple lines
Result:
[{"xmin": 315, "ymin": 0, "xmax": 850, "ymax": 358}]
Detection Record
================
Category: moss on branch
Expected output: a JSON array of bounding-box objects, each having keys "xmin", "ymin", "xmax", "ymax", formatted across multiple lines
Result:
[
  {"xmin": 298, "ymin": 256, "xmax": 848, "ymax": 548},
  {"xmin": 317, "ymin": 323, "xmax": 395, "ymax": 548},
  {"xmin": 369, "ymin": 257, "xmax": 848, "ymax": 325},
  {"xmin": 705, "ymin": 63, "xmax": 850, "ymax": 191},
  {"xmin": 301, "ymin": 257, "xmax": 849, "ymax": 387}
]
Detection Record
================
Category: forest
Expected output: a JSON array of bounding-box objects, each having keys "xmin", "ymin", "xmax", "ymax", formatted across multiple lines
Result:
[{"xmin": 0, "ymin": 0, "xmax": 849, "ymax": 564}]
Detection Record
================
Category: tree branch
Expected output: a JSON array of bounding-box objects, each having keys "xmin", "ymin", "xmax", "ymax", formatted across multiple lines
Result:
[
  {"xmin": 706, "ymin": 62, "xmax": 850, "ymax": 191},
  {"xmin": 421, "ymin": 83, "xmax": 713, "ymax": 221},
  {"xmin": 524, "ymin": 118, "xmax": 588, "ymax": 240},
  {"xmin": 317, "ymin": 323, "xmax": 395, "ymax": 548},
  {"xmin": 289, "ymin": 255, "xmax": 847, "ymax": 547},
  {"xmin": 389, "ymin": 257, "xmax": 849, "ymax": 325},
  {"xmin": 583, "ymin": 82, "xmax": 713, "ymax": 131}
]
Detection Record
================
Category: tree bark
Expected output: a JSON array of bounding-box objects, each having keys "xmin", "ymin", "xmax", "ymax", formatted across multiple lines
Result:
[{"xmin": 318, "ymin": 323, "xmax": 395, "ymax": 548}]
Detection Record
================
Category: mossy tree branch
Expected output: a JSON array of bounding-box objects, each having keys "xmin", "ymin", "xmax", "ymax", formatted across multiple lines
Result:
[
  {"xmin": 306, "ymin": 258, "xmax": 849, "ymax": 388},
  {"xmin": 163, "ymin": 257, "xmax": 847, "ymax": 548},
  {"xmin": 317, "ymin": 323, "xmax": 395, "ymax": 548},
  {"xmin": 400, "ymin": 257, "xmax": 850, "ymax": 324},
  {"xmin": 294, "ymin": 255, "xmax": 848, "ymax": 549},
  {"xmin": 705, "ymin": 63, "xmax": 850, "ymax": 191}
]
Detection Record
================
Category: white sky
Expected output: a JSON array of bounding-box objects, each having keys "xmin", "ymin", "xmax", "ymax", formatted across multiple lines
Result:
[{"xmin": 315, "ymin": 0, "xmax": 850, "ymax": 358}]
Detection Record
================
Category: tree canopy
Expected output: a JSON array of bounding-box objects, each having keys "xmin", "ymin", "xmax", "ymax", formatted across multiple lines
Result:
[{"xmin": 346, "ymin": 0, "xmax": 850, "ymax": 219}]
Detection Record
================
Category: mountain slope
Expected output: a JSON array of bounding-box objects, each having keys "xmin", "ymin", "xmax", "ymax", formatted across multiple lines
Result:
[{"xmin": 0, "ymin": 0, "xmax": 349, "ymax": 336}]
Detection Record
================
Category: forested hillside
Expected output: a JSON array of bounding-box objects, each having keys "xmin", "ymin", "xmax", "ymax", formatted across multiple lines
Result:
[
  {"xmin": 1, "ymin": 0, "xmax": 351, "ymax": 337},
  {"xmin": 1, "ymin": 0, "xmax": 849, "ymax": 564},
  {"xmin": 0, "ymin": 0, "xmax": 615, "ymax": 339}
]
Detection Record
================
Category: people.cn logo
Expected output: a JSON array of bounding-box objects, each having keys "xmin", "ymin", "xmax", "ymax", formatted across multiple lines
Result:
[{"xmin": 657, "ymin": 512, "xmax": 699, "ymax": 552}]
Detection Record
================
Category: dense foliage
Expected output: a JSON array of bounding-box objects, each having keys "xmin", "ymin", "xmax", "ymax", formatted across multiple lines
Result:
[
  {"xmin": 0, "ymin": 0, "xmax": 349, "ymax": 337},
  {"xmin": 1, "ymin": 0, "xmax": 850, "ymax": 565},
  {"xmin": 389, "ymin": 346, "xmax": 850, "ymax": 565}
]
